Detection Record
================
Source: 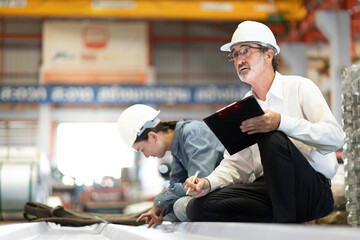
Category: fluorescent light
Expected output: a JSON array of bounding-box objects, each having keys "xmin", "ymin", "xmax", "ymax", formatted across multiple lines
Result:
[{"xmin": 200, "ymin": 2, "xmax": 233, "ymax": 12}]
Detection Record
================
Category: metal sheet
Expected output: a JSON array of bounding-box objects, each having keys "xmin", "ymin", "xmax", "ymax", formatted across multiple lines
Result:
[
  {"xmin": 0, "ymin": 163, "xmax": 36, "ymax": 220},
  {"xmin": 0, "ymin": 147, "xmax": 51, "ymax": 220},
  {"xmin": 1, "ymin": 221, "xmax": 360, "ymax": 240}
]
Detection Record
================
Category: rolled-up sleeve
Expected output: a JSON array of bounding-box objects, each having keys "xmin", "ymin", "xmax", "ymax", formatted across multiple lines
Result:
[{"xmin": 207, "ymin": 148, "xmax": 254, "ymax": 191}]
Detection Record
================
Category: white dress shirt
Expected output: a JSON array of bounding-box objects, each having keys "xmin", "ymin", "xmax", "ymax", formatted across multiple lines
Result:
[{"xmin": 207, "ymin": 72, "xmax": 344, "ymax": 191}]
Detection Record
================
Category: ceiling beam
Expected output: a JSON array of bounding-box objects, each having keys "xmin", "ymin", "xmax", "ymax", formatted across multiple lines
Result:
[{"xmin": 0, "ymin": 0, "xmax": 306, "ymax": 22}]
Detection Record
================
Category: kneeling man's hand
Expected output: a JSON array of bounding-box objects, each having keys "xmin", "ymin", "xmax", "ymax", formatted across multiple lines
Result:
[{"xmin": 184, "ymin": 177, "xmax": 211, "ymax": 198}]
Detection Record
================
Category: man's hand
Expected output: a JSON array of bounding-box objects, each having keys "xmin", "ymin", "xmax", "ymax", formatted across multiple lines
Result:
[
  {"xmin": 184, "ymin": 177, "xmax": 211, "ymax": 198},
  {"xmin": 136, "ymin": 204, "xmax": 165, "ymax": 228},
  {"xmin": 240, "ymin": 110, "xmax": 280, "ymax": 134}
]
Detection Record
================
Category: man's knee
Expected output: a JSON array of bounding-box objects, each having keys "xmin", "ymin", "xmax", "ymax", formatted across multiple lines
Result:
[
  {"xmin": 257, "ymin": 131, "xmax": 289, "ymax": 154},
  {"xmin": 186, "ymin": 198, "xmax": 207, "ymax": 221},
  {"xmin": 258, "ymin": 131, "xmax": 287, "ymax": 146}
]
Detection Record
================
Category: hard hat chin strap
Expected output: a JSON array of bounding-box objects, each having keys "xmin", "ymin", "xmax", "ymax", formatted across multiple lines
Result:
[{"xmin": 137, "ymin": 117, "xmax": 161, "ymax": 136}]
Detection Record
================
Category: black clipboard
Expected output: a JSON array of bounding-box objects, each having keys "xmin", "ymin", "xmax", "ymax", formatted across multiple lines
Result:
[{"xmin": 203, "ymin": 95, "xmax": 264, "ymax": 155}]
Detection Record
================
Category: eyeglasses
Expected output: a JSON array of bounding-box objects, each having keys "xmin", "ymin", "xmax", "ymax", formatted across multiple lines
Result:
[{"xmin": 227, "ymin": 45, "xmax": 263, "ymax": 62}]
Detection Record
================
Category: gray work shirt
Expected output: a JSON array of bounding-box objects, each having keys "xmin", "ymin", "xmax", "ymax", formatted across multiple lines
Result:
[{"xmin": 154, "ymin": 120, "xmax": 225, "ymax": 213}]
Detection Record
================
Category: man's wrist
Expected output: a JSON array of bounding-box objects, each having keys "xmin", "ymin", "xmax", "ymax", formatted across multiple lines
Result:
[
  {"xmin": 204, "ymin": 178, "xmax": 211, "ymax": 191},
  {"xmin": 206, "ymin": 175, "xmax": 221, "ymax": 192}
]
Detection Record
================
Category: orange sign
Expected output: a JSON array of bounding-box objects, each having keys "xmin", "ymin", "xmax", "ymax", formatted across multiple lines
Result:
[{"xmin": 42, "ymin": 20, "xmax": 148, "ymax": 84}]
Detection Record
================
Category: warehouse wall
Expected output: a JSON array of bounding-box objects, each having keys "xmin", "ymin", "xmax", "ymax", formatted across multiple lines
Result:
[{"xmin": 0, "ymin": 12, "xmax": 354, "ymax": 210}]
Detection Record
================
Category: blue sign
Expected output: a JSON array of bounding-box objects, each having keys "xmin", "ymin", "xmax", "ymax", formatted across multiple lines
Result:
[{"xmin": 0, "ymin": 84, "xmax": 250, "ymax": 104}]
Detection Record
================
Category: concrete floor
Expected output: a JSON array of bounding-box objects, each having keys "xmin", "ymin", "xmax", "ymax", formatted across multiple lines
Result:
[{"xmin": 1, "ymin": 221, "xmax": 360, "ymax": 240}]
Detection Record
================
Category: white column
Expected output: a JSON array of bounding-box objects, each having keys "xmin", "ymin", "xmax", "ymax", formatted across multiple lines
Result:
[
  {"xmin": 37, "ymin": 104, "xmax": 51, "ymax": 157},
  {"xmin": 279, "ymin": 43, "xmax": 307, "ymax": 77},
  {"xmin": 315, "ymin": 10, "xmax": 351, "ymax": 125}
]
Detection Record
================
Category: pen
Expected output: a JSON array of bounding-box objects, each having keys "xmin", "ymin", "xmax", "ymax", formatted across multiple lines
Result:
[{"xmin": 186, "ymin": 170, "xmax": 200, "ymax": 195}]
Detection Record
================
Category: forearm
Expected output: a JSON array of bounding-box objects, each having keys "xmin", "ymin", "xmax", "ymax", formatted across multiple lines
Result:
[
  {"xmin": 206, "ymin": 150, "xmax": 252, "ymax": 191},
  {"xmin": 154, "ymin": 183, "xmax": 186, "ymax": 207}
]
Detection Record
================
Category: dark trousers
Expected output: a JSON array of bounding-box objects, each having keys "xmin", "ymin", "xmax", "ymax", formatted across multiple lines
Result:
[{"xmin": 186, "ymin": 131, "xmax": 334, "ymax": 223}]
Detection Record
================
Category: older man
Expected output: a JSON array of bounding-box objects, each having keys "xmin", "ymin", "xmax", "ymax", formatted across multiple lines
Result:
[{"xmin": 185, "ymin": 21, "xmax": 344, "ymax": 223}]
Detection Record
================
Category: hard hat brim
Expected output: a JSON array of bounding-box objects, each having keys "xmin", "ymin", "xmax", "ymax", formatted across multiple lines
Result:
[{"xmin": 220, "ymin": 42, "xmax": 236, "ymax": 52}]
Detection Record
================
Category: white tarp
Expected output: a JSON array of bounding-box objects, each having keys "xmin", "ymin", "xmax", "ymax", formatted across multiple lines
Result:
[{"xmin": 1, "ymin": 221, "xmax": 360, "ymax": 240}]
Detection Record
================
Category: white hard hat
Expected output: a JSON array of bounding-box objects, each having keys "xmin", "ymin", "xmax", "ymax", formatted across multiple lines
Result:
[
  {"xmin": 117, "ymin": 104, "xmax": 160, "ymax": 148},
  {"xmin": 220, "ymin": 21, "xmax": 280, "ymax": 55}
]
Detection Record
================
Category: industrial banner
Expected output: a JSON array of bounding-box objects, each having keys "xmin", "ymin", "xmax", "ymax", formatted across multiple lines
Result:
[
  {"xmin": 41, "ymin": 20, "xmax": 148, "ymax": 84},
  {"xmin": 0, "ymin": 85, "xmax": 250, "ymax": 105}
]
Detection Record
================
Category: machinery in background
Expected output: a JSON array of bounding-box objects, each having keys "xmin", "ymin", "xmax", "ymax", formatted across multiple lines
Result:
[
  {"xmin": 0, "ymin": 147, "xmax": 51, "ymax": 220},
  {"xmin": 80, "ymin": 185, "xmax": 127, "ymax": 214}
]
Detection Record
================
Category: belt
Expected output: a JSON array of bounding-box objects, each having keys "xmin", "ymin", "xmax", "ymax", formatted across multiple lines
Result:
[{"xmin": 318, "ymin": 172, "xmax": 331, "ymax": 187}]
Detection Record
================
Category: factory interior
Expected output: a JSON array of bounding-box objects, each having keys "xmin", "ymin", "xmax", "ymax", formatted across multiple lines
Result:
[{"xmin": 1, "ymin": 0, "xmax": 360, "ymax": 239}]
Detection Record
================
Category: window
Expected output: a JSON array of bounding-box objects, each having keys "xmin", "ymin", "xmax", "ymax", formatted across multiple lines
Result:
[{"xmin": 56, "ymin": 122, "xmax": 134, "ymax": 181}]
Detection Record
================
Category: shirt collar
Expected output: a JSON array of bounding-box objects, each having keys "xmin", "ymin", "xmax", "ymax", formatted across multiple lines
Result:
[
  {"xmin": 244, "ymin": 71, "xmax": 284, "ymax": 102},
  {"xmin": 266, "ymin": 71, "xmax": 283, "ymax": 101}
]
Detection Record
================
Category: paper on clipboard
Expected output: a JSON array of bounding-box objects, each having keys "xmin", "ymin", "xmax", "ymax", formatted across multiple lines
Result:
[{"xmin": 203, "ymin": 95, "xmax": 264, "ymax": 155}]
